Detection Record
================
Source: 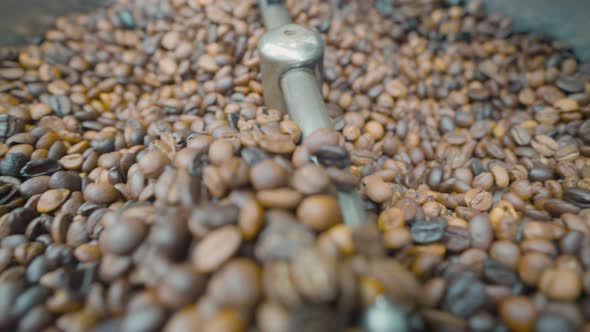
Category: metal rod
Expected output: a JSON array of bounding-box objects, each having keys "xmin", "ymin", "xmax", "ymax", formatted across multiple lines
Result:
[
  {"xmin": 281, "ymin": 69, "xmax": 366, "ymax": 227},
  {"xmin": 257, "ymin": 0, "xmax": 292, "ymax": 30},
  {"xmin": 280, "ymin": 69, "xmax": 332, "ymax": 137}
]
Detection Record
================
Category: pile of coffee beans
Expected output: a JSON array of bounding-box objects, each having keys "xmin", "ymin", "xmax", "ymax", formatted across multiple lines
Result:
[{"xmin": 0, "ymin": 0, "xmax": 589, "ymax": 331}]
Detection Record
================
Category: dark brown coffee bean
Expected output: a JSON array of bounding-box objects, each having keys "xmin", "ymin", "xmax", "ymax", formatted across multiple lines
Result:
[
  {"xmin": 483, "ymin": 260, "xmax": 518, "ymax": 286},
  {"xmin": 0, "ymin": 280, "xmax": 26, "ymax": 326},
  {"xmin": 26, "ymin": 256, "xmax": 48, "ymax": 283},
  {"xmin": 121, "ymin": 305, "xmax": 167, "ymax": 332},
  {"xmin": 469, "ymin": 214, "xmax": 493, "ymax": 250},
  {"xmin": 48, "ymin": 171, "xmax": 81, "ymax": 192},
  {"xmin": 0, "ymin": 153, "xmax": 28, "ymax": 178},
  {"xmin": 208, "ymin": 258, "xmax": 261, "ymax": 308},
  {"xmin": 20, "ymin": 158, "xmax": 62, "ymax": 178},
  {"xmin": 83, "ymin": 182, "xmax": 119, "ymax": 205},
  {"xmin": 535, "ymin": 312, "xmax": 575, "ymax": 332},
  {"xmin": 158, "ymin": 264, "xmax": 206, "ymax": 309},
  {"xmin": 99, "ymin": 218, "xmax": 147, "ymax": 255},
  {"xmin": 443, "ymin": 226, "xmax": 470, "ymax": 252},
  {"xmin": 191, "ymin": 225, "xmax": 241, "ymax": 273},
  {"xmin": 18, "ymin": 305, "xmax": 54, "ymax": 332},
  {"xmin": 255, "ymin": 210, "xmax": 314, "ymax": 261},
  {"xmin": 291, "ymin": 247, "xmax": 338, "ymax": 303},
  {"xmin": 442, "ymin": 274, "xmax": 488, "ymax": 317},
  {"xmin": 499, "ymin": 296, "xmax": 537, "ymax": 332},
  {"xmin": 370, "ymin": 258, "xmax": 420, "ymax": 310},
  {"xmin": 563, "ymin": 187, "xmax": 590, "ymax": 208},
  {"xmin": 189, "ymin": 203, "xmax": 239, "ymax": 229},
  {"xmin": 12, "ymin": 285, "xmax": 51, "ymax": 318},
  {"xmin": 20, "ymin": 176, "xmax": 50, "ymax": 198},
  {"xmin": 544, "ymin": 199, "xmax": 581, "ymax": 216},
  {"xmin": 0, "ymin": 114, "xmax": 24, "ymax": 139},
  {"xmin": 529, "ymin": 166, "xmax": 554, "ymax": 182},
  {"xmin": 411, "ymin": 218, "xmax": 446, "ymax": 244}
]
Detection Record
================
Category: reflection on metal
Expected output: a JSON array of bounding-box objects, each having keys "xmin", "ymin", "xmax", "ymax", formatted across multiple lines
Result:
[
  {"xmin": 362, "ymin": 296, "xmax": 409, "ymax": 332},
  {"xmin": 258, "ymin": 24, "xmax": 325, "ymax": 125},
  {"xmin": 257, "ymin": 0, "xmax": 292, "ymax": 31}
]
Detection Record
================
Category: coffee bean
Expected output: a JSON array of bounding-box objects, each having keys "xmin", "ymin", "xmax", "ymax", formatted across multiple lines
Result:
[
  {"xmin": 192, "ymin": 226, "xmax": 241, "ymax": 273},
  {"xmin": 296, "ymin": 195, "xmax": 342, "ymax": 232},
  {"xmin": 48, "ymin": 171, "xmax": 81, "ymax": 192},
  {"xmin": 158, "ymin": 264, "xmax": 206, "ymax": 309},
  {"xmin": 189, "ymin": 203, "xmax": 239, "ymax": 229},
  {"xmin": 499, "ymin": 296, "xmax": 537, "ymax": 332},
  {"xmin": 37, "ymin": 188, "xmax": 70, "ymax": 213},
  {"xmin": 535, "ymin": 312, "xmax": 575, "ymax": 332},
  {"xmin": 138, "ymin": 150, "xmax": 170, "ymax": 178},
  {"xmin": 563, "ymin": 187, "xmax": 590, "ymax": 208},
  {"xmin": 250, "ymin": 159, "xmax": 288, "ymax": 190},
  {"xmin": 442, "ymin": 274, "xmax": 488, "ymax": 317},
  {"xmin": 255, "ymin": 211, "xmax": 314, "ymax": 261},
  {"xmin": 469, "ymin": 214, "xmax": 493, "ymax": 250},
  {"xmin": 539, "ymin": 268, "xmax": 582, "ymax": 301},
  {"xmin": 121, "ymin": 305, "xmax": 167, "ymax": 332},
  {"xmin": 208, "ymin": 258, "xmax": 261, "ymax": 308},
  {"xmin": 484, "ymin": 260, "xmax": 518, "ymax": 286},
  {"xmin": 370, "ymin": 258, "xmax": 420, "ymax": 310},
  {"xmin": 20, "ymin": 176, "xmax": 50, "ymax": 198},
  {"xmin": 411, "ymin": 218, "xmax": 447, "ymax": 244},
  {"xmin": 18, "ymin": 305, "xmax": 54, "ymax": 332},
  {"xmin": 292, "ymin": 164, "xmax": 330, "ymax": 195},
  {"xmin": 83, "ymin": 182, "xmax": 119, "ymax": 205},
  {"xmin": 12, "ymin": 285, "xmax": 51, "ymax": 318},
  {"xmin": 99, "ymin": 218, "xmax": 147, "ymax": 255},
  {"xmin": 0, "ymin": 153, "xmax": 28, "ymax": 178},
  {"xmin": 443, "ymin": 226, "xmax": 470, "ymax": 252},
  {"xmin": 20, "ymin": 158, "xmax": 62, "ymax": 178}
]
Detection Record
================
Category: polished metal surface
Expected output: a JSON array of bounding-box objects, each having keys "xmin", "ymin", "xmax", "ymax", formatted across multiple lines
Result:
[
  {"xmin": 257, "ymin": 0, "xmax": 292, "ymax": 31},
  {"xmin": 280, "ymin": 69, "xmax": 332, "ymax": 136},
  {"xmin": 336, "ymin": 189, "xmax": 368, "ymax": 228},
  {"xmin": 258, "ymin": 23, "xmax": 324, "ymax": 114}
]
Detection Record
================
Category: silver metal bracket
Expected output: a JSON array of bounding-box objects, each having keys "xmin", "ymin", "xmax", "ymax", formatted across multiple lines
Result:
[{"xmin": 258, "ymin": 24, "xmax": 324, "ymax": 114}]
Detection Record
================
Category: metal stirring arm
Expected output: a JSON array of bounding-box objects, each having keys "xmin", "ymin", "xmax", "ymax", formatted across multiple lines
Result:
[{"xmin": 257, "ymin": 2, "xmax": 410, "ymax": 332}]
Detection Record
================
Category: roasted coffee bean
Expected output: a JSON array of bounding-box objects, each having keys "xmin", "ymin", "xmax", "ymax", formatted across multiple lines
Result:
[
  {"xmin": 158, "ymin": 264, "xmax": 206, "ymax": 309},
  {"xmin": 442, "ymin": 274, "xmax": 488, "ymax": 317},
  {"xmin": 411, "ymin": 218, "xmax": 447, "ymax": 244},
  {"xmin": 535, "ymin": 312, "xmax": 575, "ymax": 332},
  {"xmin": 297, "ymin": 195, "xmax": 342, "ymax": 232},
  {"xmin": 563, "ymin": 187, "xmax": 590, "ymax": 208},
  {"xmin": 312, "ymin": 146, "xmax": 350, "ymax": 168},
  {"xmin": 48, "ymin": 171, "xmax": 81, "ymax": 192},
  {"xmin": 443, "ymin": 226, "xmax": 471, "ymax": 252},
  {"xmin": 20, "ymin": 158, "xmax": 62, "ymax": 178},
  {"xmin": 99, "ymin": 218, "xmax": 147, "ymax": 255},
  {"xmin": 0, "ymin": 153, "xmax": 27, "ymax": 178},
  {"xmin": 255, "ymin": 210, "xmax": 314, "ymax": 261},
  {"xmin": 121, "ymin": 305, "xmax": 167, "ymax": 332},
  {"xmin": 499, "ymin": 296, "xmax": 537, "ymax": 332},
  {"xmin": 484, "ymin": 260, "xmax": 519, "ymax": 286},
  {"xmin": 0, "ymin": 114, "xmax": 24, "ymax": 138},
  {"xmin": 192, "ymin": 226, "xmax": 242, "ymax": 273},
  {"xmin": 20, "ymin": 176, "xmax": 50, "ymax": 198},
  {"xmin": 0, "ymin": 0, "xmax": 587, "ymax": 330},
  {"xmin": 189, "ymin": 203, "xmax": 239, "ymax": 229}
]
